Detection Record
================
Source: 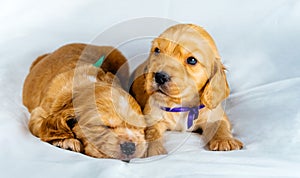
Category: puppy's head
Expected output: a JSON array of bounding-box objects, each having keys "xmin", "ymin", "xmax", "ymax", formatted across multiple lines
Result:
[
  {"xmin": 33, "ymin": 66, "xmax": 147, "ymax": 160},
  {"xmin": 146, "ymin": 24, "xmax": 229, "ymax": 109},
  {"xmin": 72, "ymin": 83, "xmax": 147, "ymax": 160}
]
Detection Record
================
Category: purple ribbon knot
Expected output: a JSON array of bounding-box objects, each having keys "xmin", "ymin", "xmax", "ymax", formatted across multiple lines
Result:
[{"xmin": 160, "ymin": 104, "xmax": 205, "ymax": 129}]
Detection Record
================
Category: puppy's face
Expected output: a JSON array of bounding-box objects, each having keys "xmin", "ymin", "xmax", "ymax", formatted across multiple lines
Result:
[
  {"xmin": 72, "ymin": 84, "xmax": 147, "ymax": 160},
  {"xmin": 146, "ymin": 24, "xmax": 229, "ymax": 108},
  {"xmin": 38, "ymin": 67, "xmax": 147, "ymax": 160}
]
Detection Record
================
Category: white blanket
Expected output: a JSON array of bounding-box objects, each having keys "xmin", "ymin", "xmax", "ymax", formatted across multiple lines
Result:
[{"xmin": 1, "ymin": 0, "xmax": 300, "ymax": 177}]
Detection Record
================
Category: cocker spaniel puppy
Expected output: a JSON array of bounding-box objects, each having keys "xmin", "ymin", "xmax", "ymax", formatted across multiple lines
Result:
[
  {"xmin": 23, "ymin": 43, "xmax": 147, "ymax": 160},
  {"xmin": 130, "ymin": 24, "xmax": 243, "ymax": 156}
]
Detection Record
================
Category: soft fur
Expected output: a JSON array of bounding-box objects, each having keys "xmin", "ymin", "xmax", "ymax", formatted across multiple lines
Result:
[
  {"xmin": 23, "ymin": 43, "xmax": 147, "ymax": 160},
  {"xmin": 130, "ymin": 24, "xmax": 243, "ymax": 157}
]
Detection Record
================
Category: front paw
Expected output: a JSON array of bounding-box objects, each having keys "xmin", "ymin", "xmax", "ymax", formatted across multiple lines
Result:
[
  {"xmin": 209, "ymin": 137, "xmax": 243, "ymax": 151},
  {"xmin": 51, "ymin": 138, "xmax": 83, "ymax": 153},
  {"xmin": 147, "ymin": 140, "xmax": 167, "ymax": 157}
]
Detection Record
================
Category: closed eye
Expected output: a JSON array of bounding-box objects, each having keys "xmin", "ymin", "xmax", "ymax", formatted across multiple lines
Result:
[{"xmin": 104, "ymin": 125, "xmax": 113, "ymax": 129}]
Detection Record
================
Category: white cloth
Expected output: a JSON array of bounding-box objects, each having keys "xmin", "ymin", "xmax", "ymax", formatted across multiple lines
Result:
[{"xmin": 1, "ymin": 0, "xmax": 299, "ymax": 177}]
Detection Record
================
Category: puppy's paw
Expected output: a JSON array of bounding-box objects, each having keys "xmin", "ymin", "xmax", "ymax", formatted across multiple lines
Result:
[
  {"xmin": 209, "ymin": 137, "xmax": 243, "ymax": 151},
  {"xmin": 51, "ymin": 138, "xmax": 83, "ymax": 153},
  {"xmin": 147, "ymin": 140, "xmax": 167, "ymax": 157}
]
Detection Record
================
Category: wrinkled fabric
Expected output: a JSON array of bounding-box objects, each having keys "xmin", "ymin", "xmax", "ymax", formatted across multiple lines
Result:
[{"xmin": 0, "ymin": 0, "xmax": 300, "ymax": 177}]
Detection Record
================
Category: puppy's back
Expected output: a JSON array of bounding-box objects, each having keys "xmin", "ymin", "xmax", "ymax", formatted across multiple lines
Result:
[{"xmin": 23, "ymin": 43, "xmax": 129, "ymax": 112}]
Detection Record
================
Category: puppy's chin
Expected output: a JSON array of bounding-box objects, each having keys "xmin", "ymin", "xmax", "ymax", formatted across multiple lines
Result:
[
  {"xmin": 89, "ymin": 135, "xmax": 147, "ymax": 161},
  {"xmin": 148, "ymin": 87, "xmax": 182, "ymax": 106},
  {"xmin": 148, "ymin": 80, "xmax": 201, "ymax": 107},
  {"xmin": 146, "ymin": 78, "xmax": 182, "ymax": 103},
  {"xmin": 73, "ymin": 124, "xmax": 147, "ymax": 160}
]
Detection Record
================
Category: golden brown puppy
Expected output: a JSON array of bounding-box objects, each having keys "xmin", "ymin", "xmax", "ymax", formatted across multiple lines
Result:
[
  {"xmin": 23, "ymin": 43, "xmax": 147, "ymax": 160},
  {"xmin": 130, "ymin": 24, "xmax": 243, "ymax": 156}
]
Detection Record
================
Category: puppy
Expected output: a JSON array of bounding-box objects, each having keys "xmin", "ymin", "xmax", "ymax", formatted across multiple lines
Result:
[
  {"xmin": 130, "ymin": 24, "xmax": 243, "ymax": 156},
  {"xmin": 23, "ymin": 43, "xmax": 147, "ymax": 160}
]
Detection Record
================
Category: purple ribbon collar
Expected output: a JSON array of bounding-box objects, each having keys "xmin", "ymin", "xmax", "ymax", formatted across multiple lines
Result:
[{"xmin": 160, "ymin": 104, "xmax": 205, "ymax": 129}]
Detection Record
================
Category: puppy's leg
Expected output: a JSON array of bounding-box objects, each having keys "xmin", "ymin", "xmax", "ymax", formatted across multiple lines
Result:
[
  {"xmin": 145, "ymin": 123, "xmax": 168, "ymax": 157},
  {"xmin": 194, "ymin": 106, "xmax": 243, "ymax": 151},
  {"xmin": 204, "ymin": 116, "xmax": 243, "ymax": 151},
  {"xmin": 47, "ymin": 118, "xmax": 84, "ymax": 153},
  {"xmin": 29, "ymin": 107, "xmax": 83, "ymax": 153},
  {"xmin": 50, "ymin": 138, "xmax": 83, "ymax": 152}
]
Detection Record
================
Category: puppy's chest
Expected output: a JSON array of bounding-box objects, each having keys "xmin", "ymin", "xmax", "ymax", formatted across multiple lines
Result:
[
  {"xmin": 166, "ymin": 112, "xmax": 203, "ymax": 132},
  {"xmin": 173, "ymin": 112, "xmax": 190, "ymax": 131}
]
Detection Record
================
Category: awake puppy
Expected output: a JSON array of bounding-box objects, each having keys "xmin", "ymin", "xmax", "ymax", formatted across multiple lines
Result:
[
  {"xmin": 130, "ymin": 24, "xmax": 243, "ymax": 156},
  {"xmin": 23, "ymin": 43, "xmax": 147, "ymax": 160}
]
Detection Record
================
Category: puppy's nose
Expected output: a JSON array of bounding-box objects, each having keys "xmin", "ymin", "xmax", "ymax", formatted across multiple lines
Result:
[
  {"xmin": 120, "ymin": 142, "xmax": 136, "ymax": 156},
  {"xmin": 155, "ymin": 72, "xmax": 170, "ymax": 85}
]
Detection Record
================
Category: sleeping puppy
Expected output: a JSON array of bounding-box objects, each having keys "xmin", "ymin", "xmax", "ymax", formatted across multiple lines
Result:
[
  {"xmin": 130, "ymin": 24, "xmax": 243, "ymax": 156},
  {"xmin": 23, "ymin": 43, "xmax": 147, "ymax": 160}
]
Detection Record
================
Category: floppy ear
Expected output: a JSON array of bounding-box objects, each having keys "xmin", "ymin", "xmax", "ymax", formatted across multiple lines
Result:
[
  {"xmin": 200, "ymin": 60, "xmax": 230, "ymax": 109},
  {"xmin": 29, "ymin": 106, "xmax": 75, "ymax": 142},
  {"xmin": 28, "ymin": 107, "xmax": 50, "ymax": 137},
  {"xmin": 29, "ymin": 87, "xmax": 75, "ymax": 142}
]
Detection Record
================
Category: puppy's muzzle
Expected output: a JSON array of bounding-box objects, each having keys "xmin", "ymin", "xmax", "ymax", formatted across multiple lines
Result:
[
  {"xmin": 155, "ymin": 72, "xmax": 170, "ymax": 85},
  {"xmin": 120, "ymin": 142, "xmax": 136, "ymax": 156}
]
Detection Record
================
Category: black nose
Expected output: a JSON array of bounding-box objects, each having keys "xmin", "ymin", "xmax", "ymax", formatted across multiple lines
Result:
[
  {"xmin": 155, "ymin": 72, "xmax": 170, "ymax": 85},
  {"xmin": 120, "ymin": 142, "xmax": 136, "ymax": 156}
]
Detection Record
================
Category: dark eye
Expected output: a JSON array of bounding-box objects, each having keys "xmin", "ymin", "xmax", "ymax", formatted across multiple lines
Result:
[
  {"xmin": 186, "ymin": 56, "xmax": 198, "ymax": 65},
  {"xmin": 105, "ymin": 125, "xmax": 113, "ymax": 129},
  {"xmin": 154, "ymin": 47, "xmax": 160, "ymax": 55},
  {"xmin": 66, "ymin": 118, "xmax": 77, "ymax": 129}
]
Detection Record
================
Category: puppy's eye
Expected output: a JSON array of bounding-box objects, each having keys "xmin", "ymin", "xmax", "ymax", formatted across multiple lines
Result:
[
  {"xmin": 66, "ymin": 118, "xmax": 77, "ymax": 129},
  {"xmin": 186, "ymin": 56, "xmax": 198, "ymax": 65},
  {"xmin": 104, "ymin": 125, "xmax": 113, "ymax": 129},
  {"xmin": 154, "ymin": 47, "xmax": 160, "ymax": 55}
]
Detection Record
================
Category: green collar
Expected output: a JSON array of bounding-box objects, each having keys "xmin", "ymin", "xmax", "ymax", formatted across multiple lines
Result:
[{"xmin": 93, "ymin": 55, "xmax": 105, "ymax": 67}]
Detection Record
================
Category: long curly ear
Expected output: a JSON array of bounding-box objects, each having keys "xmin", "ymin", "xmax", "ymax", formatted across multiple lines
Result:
[
  {"xmin": 201, "ymin": 60, "xmax": 230, "ymax": 109},
  {"xmin": 29, "ymin": 88, "xmax": 75, "ymax": 142},
  {"xmin": 187, "ymin": 24, "xmax": 230, "ymax": 109},
  {"xmin": 28, "ymin": 107, "xmax": 49, "ymax": 137}
]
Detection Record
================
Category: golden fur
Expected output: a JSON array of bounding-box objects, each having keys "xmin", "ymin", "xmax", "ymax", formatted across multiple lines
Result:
[
  {"xmin": 23, "ymin": 43, "xmax": 147, "ymax": 160},
  {"xmin": 130, "ymin": 24, "xmax": 243, "ymax": 156}
]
